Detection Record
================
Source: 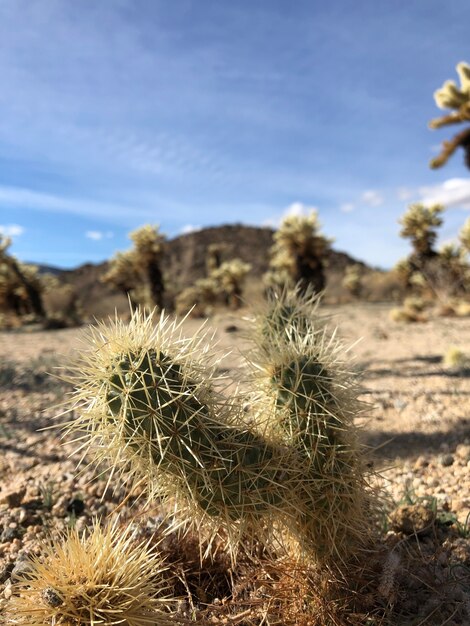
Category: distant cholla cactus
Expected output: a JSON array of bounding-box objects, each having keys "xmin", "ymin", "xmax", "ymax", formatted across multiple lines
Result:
[
  {"xmin": 175, "ymin": 277, "xmax": 219, "ymax": 317},
  {"xmin": 342, "ymin": 264, "xmax": 363, "ymax": 298},
  {"xmin": 0, "ymin": 235, "xmax": 46, "ymax": 320},
  {"xmin": 102, "ymin": 225, "xmax": 166, "ymax": 310},
  {"xmin": 399, "ymin": 203, "xmax": 444, "ymax": 260},
  {"xmin": 205, "ymin": 243, "xmax": 226, "ymax": 274},
  {"xmin": 210, "ymin": 259, "xmax": 251, "ymax": 309},
  {"xmin": 102, "ymin": 250, "xmax": 142, "ymax": 309},
  {"xmin": 429, "ymin": 62, "xmax": 470, "ymax": 170},
  {"xmin": 5, "ymin": 520, "xmax": 175, "ymax": 626},
  {"xmin": 176, "ymin": 256, "xmax": 251, "ymax": 316},
  {"xmin": 129, "ymin": 225, "xmax": 166, "ymax": 310},
  {"xmin": 265, "ymin": 211, "xmax": 331, "ymax": 294},
  {"xmin": 459, "ymin": 217, "xmax": 470, "ymax": 253}
]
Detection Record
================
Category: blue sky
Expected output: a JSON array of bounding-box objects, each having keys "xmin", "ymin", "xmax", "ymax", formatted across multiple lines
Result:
[{"xmin": 1, "ymin": 0, "xmax": 470, "ymax": 269}]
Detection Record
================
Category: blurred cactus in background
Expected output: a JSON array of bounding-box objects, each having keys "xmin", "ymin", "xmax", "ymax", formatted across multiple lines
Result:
[
  {"xmin": 210, "ymin": 259, "xmax": 251, "ymax": 309},
  {"xmin": 176, "ymin": 247, "xmax": 251, "ymax": 316},
  {"xmin": 342, "ymin": 264, "xmax": 363, "ymax": 298},
  {"xmin": 102, "ymin": 225, "xmax": 166, "ymax": 311},
  {"xmin": 0, "ymin": 235, "xmax": 46, "ymax": 325},
  {"xmin": 264, "ymin": 211, "xmax": 331, "ymax": 295},
  {"xmin": 129, "ymin": 225, "xmax": 166, "ymax": 310},
  {"xmin": 205, "ymin": 242, "xmax": 226, "ymax": 274},
  {"xmin": 399, "ymin": 203, "xmax": 443, "ymax": 261},
  {"xmin": 429, "ymin": 61, "xmax": 470, "ymax": 170},
  {"xmin": 395, "ymin": 204, "xmax": 470, "ymax": 315}
]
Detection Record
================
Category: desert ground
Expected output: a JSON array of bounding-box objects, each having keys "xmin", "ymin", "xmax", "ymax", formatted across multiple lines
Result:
[{"xmin": 1, "ymin": 301, "xmax": 469, "ymax": 624}]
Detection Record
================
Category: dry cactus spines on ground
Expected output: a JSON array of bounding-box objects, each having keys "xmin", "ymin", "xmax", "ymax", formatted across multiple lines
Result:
[{"xmin": 5, "ymin": 519, "xmax": 176, "ymax": 626}]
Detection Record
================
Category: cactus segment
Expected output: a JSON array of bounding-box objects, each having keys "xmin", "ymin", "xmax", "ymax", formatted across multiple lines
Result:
[
  {"xmin": 104, "ymin": 347, "xmax": 288, "ymax": 519},
  {"xmin": 248, "ymin": 288, "xmax": 379, "ymax": 564}
]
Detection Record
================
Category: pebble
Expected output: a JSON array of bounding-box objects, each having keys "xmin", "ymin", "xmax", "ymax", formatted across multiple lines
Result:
[
  {"xmin": 0, "ymin": 487, "xmax": 26, "ymax": 508},
  {"xmin": 439, "ymin": 454, "xmax": 454, "ymax": 467}
]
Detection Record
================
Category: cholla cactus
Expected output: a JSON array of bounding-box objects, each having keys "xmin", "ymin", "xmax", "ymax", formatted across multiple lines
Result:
[
  {"xmin": 130, "ymin": 225, "xmax": 166, "ymax": 310},
  {"xmin": 174, "ymin": 277, "xmax": 219, "ymax": 317},
  {"xmin": 0, "ymin": 235, "xmax": 45, "ymax": 320},
  {"xmin": 399, "ymin": 203, "xmax": 444, "ymax": 260},
  {"xmin": 176, "ymin": 257, "xmax": 251, "ymax": 316},
  {"xmin": 63, "ymin": 289, "xmax": 379, "ymax": 569},
  {"xmin": 265, "ymin": 212, "xmax": 331, "ymax": 294},
  {"xmin": 342, "ymin": 264, "xmax": 363, "ymax": 298},
  {"xmin": 210, "ymin": 259, "xmax": 251, "ymax": 309},
  {"xmin": 102, "ymin": 250, "xmax": 142, "ymax": 309},
  {"xmin": 205, "ymin": 243, "xmax": 226, "ymax": 274},
  {"xmin": 459, "ymin": 217, "xmax": 470, "ymax": 253},
  {"xmin": 5, "ymin": 520, "xmax": 175, "ymax": 625},
  {"xmin": 103, "ymin": 225, "xmax": 166, "ymax": 311},
  {"xmin": 429, "ymin": 62, "xmax": 470, "ymax": 169},
  {"xmin": 247, "ymin": 287, "xmax": 379, "ymax": 564}
]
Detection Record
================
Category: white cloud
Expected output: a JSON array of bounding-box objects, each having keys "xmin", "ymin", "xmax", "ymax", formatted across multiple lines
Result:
[
  {"xmin": 340, "ymin": 202, "xmax": 355, "ymax": 213},
  {"xmin": 284, "ymin": 201, "xmax": 318, "ymax": 218},
  {"xmin": 396, "ymin": 187, "xmax": 414, "ymax": 201},
  {"xmin": 86, "ymin": 230, "xmax": 114, "ymax": 240},
  {"xmin": 180, "ymin": 224, "xmax": 201, "ymax": 234},
  {"xmin": 86, "ymin": 231, "xmax": 102, "ymax": 240},
  {"xmin": 361, "ymin": 190, "xmax": 384, "ymax": 207},
  {"xmin": 0, "ymin": 223, "xmax": 24, "ymax": 237},
  {"xmin": 262, "ymin": 202, "xmax": 319, "ymax": 229},
  {"xmin": 419, "ymin": 178, "xmax": 470, "ymax": 210}
]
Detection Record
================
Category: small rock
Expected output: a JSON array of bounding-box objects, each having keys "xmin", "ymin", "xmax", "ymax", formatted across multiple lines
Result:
[
  {"xmin": 3, "ymin": 578, "xmax": 12, "ymax": 600},
  {"xmin": 389, "ymin": 504, "xmax": 436, "ymax": 536},
  {"xmin": 0, "ymin": 486, "xmax": 26, "ymax": 508},
  {"xmin": 224, "ymin": 325, "xmax": 239, "ymax": 333},
  {"xmin": 0, "ymin": 562, "xmax": 14, "ymax": 583},
  {"xmin": 66, "ymin": 498, "xmax": 85, "ymax": 516},
  {"xmin": 440, "ymin": 454, "xmax": 454, "ymax": 467},
  {"xmin": 455, "ymin": 444, "xmax": 470, "ymax": 462},
  {"xmin": 413, "ymin": 456, "xmax": 429, "ymax": 469},
  {"xmin": 0, "ymin": 527, "xmax": 20, "ymax": 542},
  {"xmin": 11, "ymin": 554, "xmax": 33, "ymax": 581}
]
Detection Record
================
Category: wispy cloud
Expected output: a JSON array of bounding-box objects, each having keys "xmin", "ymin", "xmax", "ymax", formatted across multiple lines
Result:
[
  {"xmin": 340, "ymin": 202, "xmax": 355, "ymax": 213},
  {"xmin": 262, "ymin": 201, "xmax": 319, "ymax": 228},
  {"xmin": 0, "ymin": 223, "xmax": 24, "ymax": 237},
  {"xmin": 361, "ymin": 190, "xmax": 384, "ymax": 207},
  {"xmin": 0, "ymin": 185, "xmax": 155, "ymax": 222},
  {"xmin": 85, "ymin": 230, "xmax": 114, "ymax": 241},
  {"xmin": 419, "ymin": 178, "xmax": 470, "ymax": 210}
]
